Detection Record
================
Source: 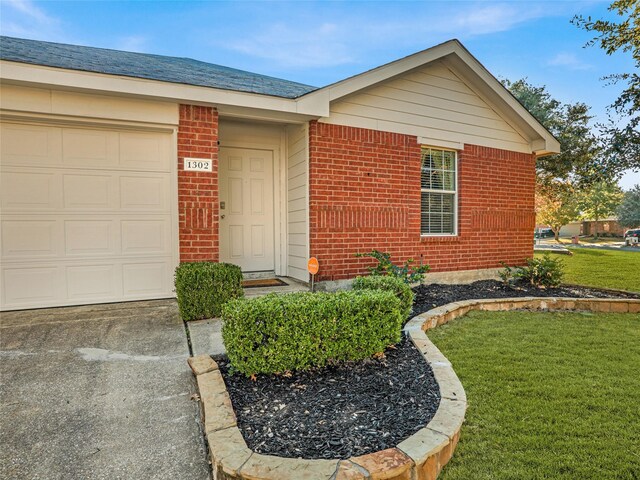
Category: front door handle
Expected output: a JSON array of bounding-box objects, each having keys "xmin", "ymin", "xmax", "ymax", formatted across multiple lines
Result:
[{"xmin": 220, "ymin": 214, "xmax": 226, "ymax": 219}]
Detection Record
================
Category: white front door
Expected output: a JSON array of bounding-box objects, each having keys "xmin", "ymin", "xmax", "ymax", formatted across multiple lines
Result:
[{"xmin": 219, "ymin": 147, "xmax": 275, "ymax": 271}]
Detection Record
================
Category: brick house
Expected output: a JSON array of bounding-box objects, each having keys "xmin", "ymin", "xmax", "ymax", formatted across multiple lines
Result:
[{"xmin": 0, "ymin": 36, "xmax": 559, "ymax": 310}]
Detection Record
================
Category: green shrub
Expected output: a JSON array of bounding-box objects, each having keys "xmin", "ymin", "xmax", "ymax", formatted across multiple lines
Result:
[
  {"xmin": 355, "ymin": 250, "xmax": 430, "ymax": 283},
  {"xmin": 174, "ymin": 262, "xmax": 243, "ymax": 321},
  {"xmin": 222, "ymin": 290, "xmax": 403, "ymax": 376},
  {"xmin": 499, "ymin": 254, "xmax": 565, "ymax": 288},
  {"xmin": 498, "ymin": 261, "xmax": 515, "ymax": 286},
  {"xmin": 352, "ymin": 275, "xmax": 414, "ymax": 320}
]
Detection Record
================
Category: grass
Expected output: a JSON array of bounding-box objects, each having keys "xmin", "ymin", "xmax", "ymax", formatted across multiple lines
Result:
[
  {"xmin": 428, "ymin": 310, "xmax": 640, "ymax": 480},
  {"xmin": 534, "ymin": 248, "xmax": 640, "ymax": 292}
]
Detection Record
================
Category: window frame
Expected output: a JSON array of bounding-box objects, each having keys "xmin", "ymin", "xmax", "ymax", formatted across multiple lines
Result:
[{"xmin": 420, "ymin": 146, "xmax": 459, "ymax": 237}]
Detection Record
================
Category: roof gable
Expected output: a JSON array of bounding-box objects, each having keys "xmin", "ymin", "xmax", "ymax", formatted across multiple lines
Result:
[
  {"xmin": 298, "ymin": 40, "xmax": 560, "ymax": 155},
  {"xmin": 323, "ymin": 60, "xmax": 531, "ymax": 153}
]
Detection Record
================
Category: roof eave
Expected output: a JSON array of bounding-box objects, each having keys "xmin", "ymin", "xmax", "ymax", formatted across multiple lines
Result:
[{"xmin": 0, "ymin": 60, "xmax": 328, "ymax": 120}]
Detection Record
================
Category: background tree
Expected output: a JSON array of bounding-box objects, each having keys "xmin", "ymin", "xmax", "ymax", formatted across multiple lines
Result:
[
  {"xmin": 578, "ymin": 180, "xmax": 624, "ymax": 238},
  {"xmin": 503, "ymin": 79, "xmax": 601, "ymax": 188},
  {"xmin": 573, "ymin": 0, "xmax": 640, "ymax": 175},
  {"xmin": 616, "ymin": 185, "xmax": 640, "ymax": 229},
  {"xmin": 536, "ymin": 181, "xmax": 581, "ymax": 241}
]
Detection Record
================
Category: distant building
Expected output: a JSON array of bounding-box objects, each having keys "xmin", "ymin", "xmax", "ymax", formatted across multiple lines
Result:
[
  {"xmin": 582, "ymin": 218, "xmax": 625, "ymax": 236},
  {"xmin": 559, "ymin": 217, "xmax": 625, "ymax": 237},
  {"xmin": 559, "ymin": 222, "xmax": 581, "ymax": 237}
]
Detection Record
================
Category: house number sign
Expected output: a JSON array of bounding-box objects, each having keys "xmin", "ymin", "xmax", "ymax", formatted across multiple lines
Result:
[{"xmin": 184, "ymin": 158, "xmax": 212, "ymax": 172}]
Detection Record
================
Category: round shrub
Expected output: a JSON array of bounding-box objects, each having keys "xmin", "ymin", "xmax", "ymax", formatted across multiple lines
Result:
[
  {"xmin": 222, "ymin": 290, "xmax": 403, "ymax": 376},
  {"xmin": 352, "ymin": 275, "xmax": 414, "ymax": 320},
  {"xmin": 174, "ymin": 262, "xmax": 243, "ymax": 321}
]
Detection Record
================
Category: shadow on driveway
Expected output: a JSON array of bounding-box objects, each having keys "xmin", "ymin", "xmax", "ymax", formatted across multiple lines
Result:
[{"xmin": 0, "ymin": 300, "xmax": 210, "ymax": 480}]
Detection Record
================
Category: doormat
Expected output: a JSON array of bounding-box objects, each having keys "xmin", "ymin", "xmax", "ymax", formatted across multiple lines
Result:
[{"xmin": 242, "ymin": 278, "xmax": 288, "ymax": 288}]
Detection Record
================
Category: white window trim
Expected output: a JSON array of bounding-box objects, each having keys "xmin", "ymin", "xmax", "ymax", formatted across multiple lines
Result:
[{"xmin": 420, "ymin": 147, "xmax": 459, "ymax": 237}]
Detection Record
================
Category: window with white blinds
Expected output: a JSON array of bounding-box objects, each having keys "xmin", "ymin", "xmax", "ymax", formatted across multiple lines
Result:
[{"xmin": 421, "ymin": 147, "xmax": 457, "ymax": 235}]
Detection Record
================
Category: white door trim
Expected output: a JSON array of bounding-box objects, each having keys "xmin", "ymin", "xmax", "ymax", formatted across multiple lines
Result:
[{"xmin": 218, "ymin": 140, "xmax": 285, "ymax": 276}]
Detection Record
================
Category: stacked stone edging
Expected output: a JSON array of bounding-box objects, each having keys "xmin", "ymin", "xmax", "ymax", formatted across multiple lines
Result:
[{"xmin": 188, "ymin": 297, "xmax": 640, "ymax": 480}]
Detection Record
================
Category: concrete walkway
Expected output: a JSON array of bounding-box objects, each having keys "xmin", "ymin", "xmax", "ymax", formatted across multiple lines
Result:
[
  {"xmin": 567, "ymin": 242, "xmax": 639, "ymax": 252},
  {"xmin": 534, "ymin": 242, "xmax": 571, "ymax": 254},
  {"xmin": 0, "ymin": 300, "xmax": 210, "ymax": 480}
]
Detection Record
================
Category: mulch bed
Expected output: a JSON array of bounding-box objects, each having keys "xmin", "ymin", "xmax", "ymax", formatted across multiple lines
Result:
[
  {"xmin": 214, "ymin": 334, "xmax": 440, "ymax": 460},
  {"xmin": 214, "ymin": 280, "xmax": 637, "ymax": 461},
  {"xmin": 412, "ymin": 280, "xmax": 639, "ymax": 317}
]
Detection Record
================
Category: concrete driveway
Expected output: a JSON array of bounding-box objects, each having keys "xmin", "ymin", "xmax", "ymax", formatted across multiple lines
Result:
[{"xmin": 0, "ymin": 300, "xmax": 210, "ymax": 480}]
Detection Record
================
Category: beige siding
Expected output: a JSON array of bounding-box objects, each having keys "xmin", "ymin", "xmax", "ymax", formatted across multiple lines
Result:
[
  {"xmin": 286, "ymin": 123, "xmax": 309, "ymax": 282},
  {"xmin": 0, "ymin": 84, "xmax": 178, "ymax": 125},
  {"xmin": 322, "ymin": 61, "xmax": 530, "ymax": 153}
]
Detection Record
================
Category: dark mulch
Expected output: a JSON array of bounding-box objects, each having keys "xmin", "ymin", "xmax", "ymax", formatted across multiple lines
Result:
[
  {"xmin": 213, "ymin": 334, "xmax": 440, "ymax": 460},
  {"xmin": 213, "ymin": 280, "xmax": 637, "ymax": 461},
  {"xmin": 412, "ymin": 280, "xmax": 639, "ymax": 317}
]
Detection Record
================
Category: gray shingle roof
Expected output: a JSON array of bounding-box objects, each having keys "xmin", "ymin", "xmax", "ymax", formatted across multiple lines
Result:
[{"xmin": 0, "ymin": 36, "xmax": 318, "ymax": 99}]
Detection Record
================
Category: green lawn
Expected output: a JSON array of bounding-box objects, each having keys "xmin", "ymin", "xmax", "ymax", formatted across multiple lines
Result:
[
  {"xmin": 428, "ymin": 310, "xmax": 640, "ymax": 480},
  {"xmin": 535, "ymin": 248, "xmax": 640, "ymax": 292}
]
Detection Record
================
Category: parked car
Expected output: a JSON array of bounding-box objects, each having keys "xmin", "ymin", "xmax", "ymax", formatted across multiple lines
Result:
[
  {"xmin": 624, "ymin": 229, "xmax": 640, "ymax": 246},
  {"xmin": 535, "ymin": 228, "xmax": 554, "ymax": 238}
]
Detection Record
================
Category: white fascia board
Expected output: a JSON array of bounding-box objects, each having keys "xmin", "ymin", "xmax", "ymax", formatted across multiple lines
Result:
[
  {"xmin": 0, "ymin": 60, "xmax": 328, "ymax": 119},
  {"xmin": 530, "ymin": 139, "xmax": 559, "ymax": 157},
  {"xmin": 295, "ymin": 89, "xmax": 330, "ymax": 116},
  {"xmin": 217, "ymin": 104, "xmax": 317, "ymax": 123}
]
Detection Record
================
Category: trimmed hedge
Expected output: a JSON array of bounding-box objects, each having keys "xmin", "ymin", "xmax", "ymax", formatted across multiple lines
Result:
[
  {"xmin": 222, "ymin": 290, "xmax": 403, "ymax": 376},
  {"xmin": 174, "ymin": 262, "xmax": 243, "ymax": 321},
  {"xmin": 352, "ymin": 275, "xmax": 414, "ymax": 320}
]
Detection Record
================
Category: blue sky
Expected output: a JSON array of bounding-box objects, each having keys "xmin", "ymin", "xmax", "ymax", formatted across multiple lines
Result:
[{"xmin": 1, "ymin": 0, "xmax": 637, "ymax": 188}]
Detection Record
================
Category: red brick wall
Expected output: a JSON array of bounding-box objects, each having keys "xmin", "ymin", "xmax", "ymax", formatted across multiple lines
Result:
[
  {"xmin": 177, "ymin": 105, "xmax": 219, "ymax": 262},
  {"xmin": 309, "ymin": 121, "xmax": 536, "ymax": 281}
]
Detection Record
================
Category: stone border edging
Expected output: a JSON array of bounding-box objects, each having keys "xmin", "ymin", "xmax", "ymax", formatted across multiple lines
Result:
[{"xmin": 189, "ymin": 297, "xmax": 640, "ymax": 480}]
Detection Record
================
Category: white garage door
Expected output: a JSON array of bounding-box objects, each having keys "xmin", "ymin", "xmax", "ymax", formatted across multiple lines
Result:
[{"xmin": 0, "ymin": 121, "xmax": 176, "ymax": 311}]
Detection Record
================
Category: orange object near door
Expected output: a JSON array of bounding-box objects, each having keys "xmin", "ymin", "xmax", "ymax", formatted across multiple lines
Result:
[{"xmin": 307, "ymin": 257, "xmax": 320, "ymax": 275}]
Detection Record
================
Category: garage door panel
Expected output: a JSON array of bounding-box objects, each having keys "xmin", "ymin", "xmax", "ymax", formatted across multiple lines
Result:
[
  {"xmin": 122, "ymin": 262, "xmax": 168, "ymax": 296},
  {"xmin": 121, "ymin": 220, "xmax": 170, "ymax": 255},
  {"xmin": 66, "ymin": 264, "xmax": 118, "ymax": 300},
  {"xmin": 1, "ymin": 170, "xmax": 62, "ymax": 211},
  {"xmin": 62, "ymin": 129, "xmax": 119, "ymax": 167},
  {"xmin": 120, "ymin": 131, "xmax": 171, "ymax": 171},
  {"xmin": 1, "ymin": 219, "xmax": 60, "ymax": 258},
  {"xmin": 2, "ymin": 266, "xmax": 62, "ymax": 306},
  {"xmin": 63, "ymin": 173, "xmax": 116, "ymax": 210},
  {"xmin": 0, "ymin": 123, "xmax": 62, "ymax": 166},
  {"xmin": 0, "ymin": 121, "xmax": 176, "ymax": 310},
  {"xmin": 120, "ymin": 175, "xmax": 170, "ymax": 211},
  {"xmin": 64, "ymin": 220, "xmax": 116, "ymax": 256}
]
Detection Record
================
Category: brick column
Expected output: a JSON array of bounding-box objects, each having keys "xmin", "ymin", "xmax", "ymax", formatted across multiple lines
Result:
[{"xmin": 177, "ymin": 105, "xmax": 219, "ymax": 262}]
